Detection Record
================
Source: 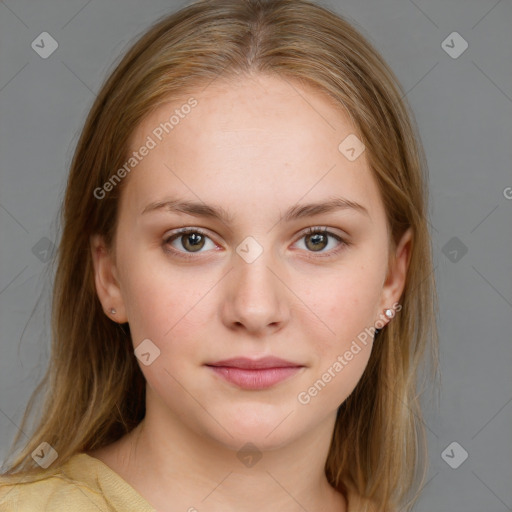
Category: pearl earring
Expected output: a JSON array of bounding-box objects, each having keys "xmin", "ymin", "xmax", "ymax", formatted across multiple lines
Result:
[
  {"xmin": 110, "ymin": 308, "xmax": 116, "ymax": 315},
  {"xmin": 375, "ymin": 307, "xmax": 396, "ymax": 336}
]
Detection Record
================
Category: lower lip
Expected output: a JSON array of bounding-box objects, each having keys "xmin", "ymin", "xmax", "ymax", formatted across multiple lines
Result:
[{"xmin": 207, "ymin": 366, "xmax": 303, "ymax": 390}]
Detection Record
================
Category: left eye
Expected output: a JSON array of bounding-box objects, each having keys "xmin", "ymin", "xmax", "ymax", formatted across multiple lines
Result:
[
  {"xmin": 163, "ymin": 227, "xmax": 346, "ymax": 259},
  {"xmin": 294, "ymin": 227, "xmax": 345, "ymax": 255}
]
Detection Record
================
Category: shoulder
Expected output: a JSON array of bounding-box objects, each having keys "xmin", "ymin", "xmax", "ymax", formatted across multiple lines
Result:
[
  {"xmin": 0, "ymin": 470, "xmax": 107, "ymax": 511},
  {"xmin": 0, "ymin": 452, "xmax": 154, "ymax": 511}
]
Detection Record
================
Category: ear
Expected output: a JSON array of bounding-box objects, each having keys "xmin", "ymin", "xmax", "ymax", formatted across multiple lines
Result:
[
  {"xmin": 90, "ymin": 234, "xmax": 128, "ymax": 323},
  {"xmin": 376, "ymin": 227, "xmax": 413, "ymax": 324}
]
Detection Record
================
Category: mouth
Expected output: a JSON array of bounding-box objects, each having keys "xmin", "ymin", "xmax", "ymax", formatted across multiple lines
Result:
[{"xmin": 205, "ymin": 357, "xmax": 305, "ymax": 390}]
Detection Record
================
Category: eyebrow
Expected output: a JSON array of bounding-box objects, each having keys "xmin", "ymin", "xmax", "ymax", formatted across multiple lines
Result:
[{"xmin": 141, "ymin": 196, "xmax": 370, "ymax": 222}]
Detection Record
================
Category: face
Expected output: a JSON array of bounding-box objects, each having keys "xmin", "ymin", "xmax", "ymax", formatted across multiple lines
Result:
[{"xmin": 91, "ymin": 73, "xmax": 411, "ymax": 451}]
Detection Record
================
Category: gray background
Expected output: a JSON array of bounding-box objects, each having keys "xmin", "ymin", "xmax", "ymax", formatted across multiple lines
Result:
[{"xmin": 1, "ymin": 0, "xmax": 511, "ymax": 511}]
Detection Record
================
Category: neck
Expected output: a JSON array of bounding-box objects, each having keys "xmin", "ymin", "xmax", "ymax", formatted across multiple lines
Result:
[{"xmin": 107, "ymin": 393, "xmax": 347, "ymax": 512}]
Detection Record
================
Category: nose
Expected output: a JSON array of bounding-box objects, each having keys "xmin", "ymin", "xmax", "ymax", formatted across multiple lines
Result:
[{"xmin": 221, "ymin": 247, "xmax": 290, "ymax": 336}]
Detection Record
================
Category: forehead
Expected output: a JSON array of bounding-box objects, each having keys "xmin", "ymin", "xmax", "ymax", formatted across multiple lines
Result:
[{"xmin": 121, "ymin": 73, "xmax": 384, "ymax": 224}]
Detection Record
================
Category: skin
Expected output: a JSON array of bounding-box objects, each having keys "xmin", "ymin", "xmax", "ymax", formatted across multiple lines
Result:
[{"xmin": 89, "ymin": 72, "xmax": 412, "ymax": 512}]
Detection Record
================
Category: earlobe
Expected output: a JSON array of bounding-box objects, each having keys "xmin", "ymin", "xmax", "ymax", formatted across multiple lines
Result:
[{"xmin": 90, "ymin": 234, "xmax": 127, "ymax": 323}]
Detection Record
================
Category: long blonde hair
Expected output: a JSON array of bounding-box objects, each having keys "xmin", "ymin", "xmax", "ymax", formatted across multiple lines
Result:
[{"xmin": 2, "ymin": 1, "xmax": 440, "ymax": 510}]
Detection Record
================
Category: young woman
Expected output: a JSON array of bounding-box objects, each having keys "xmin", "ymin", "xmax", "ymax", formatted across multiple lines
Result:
[{"xmin": 0, "ymin": 1, "xmax": 439, "ymax": 510}]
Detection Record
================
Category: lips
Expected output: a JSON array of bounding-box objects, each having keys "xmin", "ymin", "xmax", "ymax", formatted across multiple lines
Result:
[
  {"xmin": 205, "ymin": 357, "xmax": 304, "ymax": 390},
  {"xmin": 207, "ymin": 356, "xmax": 302, "ymax": 370}
]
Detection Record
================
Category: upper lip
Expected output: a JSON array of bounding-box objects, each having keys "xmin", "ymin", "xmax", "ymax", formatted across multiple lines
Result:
[{"xmin": 206, "ymin": 357, "xmax": 304, "ymax": 369}]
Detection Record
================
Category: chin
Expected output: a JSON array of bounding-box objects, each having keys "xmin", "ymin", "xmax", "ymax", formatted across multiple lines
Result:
[
  {"xmin": 215, "ymin": 428, "xmax": 297, "ymax": 454},
  {"xmin": 200, "ymin": 407, "xmax": 305, "ymax": 451}
]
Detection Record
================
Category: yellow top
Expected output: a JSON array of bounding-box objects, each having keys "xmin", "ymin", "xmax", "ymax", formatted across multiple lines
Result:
[{"xmin": 0, "ymin": 453, "xmax": 380, "ymax": 511}]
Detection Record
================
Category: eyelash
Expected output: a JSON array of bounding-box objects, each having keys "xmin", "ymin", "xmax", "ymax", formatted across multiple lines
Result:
[{"xmin": 163, "ymin": 226, "xmax": 348, "ymax": 261}]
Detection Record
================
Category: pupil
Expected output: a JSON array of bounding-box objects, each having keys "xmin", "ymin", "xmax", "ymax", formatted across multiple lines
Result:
[
  {"xmin": 308, "ymin": 233, "xmax": 326, "ymax": 251},
  {"xmin": 185, "ymin": 233, "xmax": 204, "ymax": 251}
]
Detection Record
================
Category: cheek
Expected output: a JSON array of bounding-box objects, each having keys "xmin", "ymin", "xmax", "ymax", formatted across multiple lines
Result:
[
  {"xmin": 304, "ymin": 263, "xmax": 384, "ymax": 354},
  {"xmin": 296, "ymin": 269, "xmax": 379, "ymax": 410},
  {"xmin": 116, "ymin": 247, "xmax": 177, "ymax": 341},
  {"xmin": 119, "ymin": 265, "xmax": 206, "ymax": 397},
  {"xmin": 119, "ymin": 253, "xmax": 213, "ymax": 358}
]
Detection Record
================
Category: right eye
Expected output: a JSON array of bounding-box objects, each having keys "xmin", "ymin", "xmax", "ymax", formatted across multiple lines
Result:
[{"xmin": 163, "ymin": 227, "xmax": 219, "ymax": 259}]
